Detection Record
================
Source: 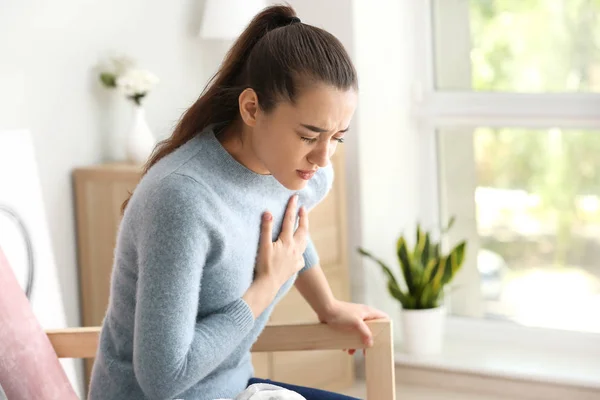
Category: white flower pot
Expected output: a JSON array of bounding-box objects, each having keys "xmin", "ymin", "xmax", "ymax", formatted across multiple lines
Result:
[
  {"xmin": 126, "ymin": 105, "xmax": 156, "ymax": 165},
  {"xmin": 401, "ymin": 306, "xmax": 446, "ymax": 355}
]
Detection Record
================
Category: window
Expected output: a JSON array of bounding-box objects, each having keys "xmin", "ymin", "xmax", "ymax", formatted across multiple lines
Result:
[
  {"xmin": 422, "ymin": 0, "xmax": 600, "ymax": 334},
  {"xmin": 437, "ymin": 0, "xmax": 600, "ymax": 93}
]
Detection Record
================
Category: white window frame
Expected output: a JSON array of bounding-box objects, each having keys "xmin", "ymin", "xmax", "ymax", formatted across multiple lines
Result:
[{"xmin": 412, "ymin": 0, "xmax": 600, "ymax": 353}]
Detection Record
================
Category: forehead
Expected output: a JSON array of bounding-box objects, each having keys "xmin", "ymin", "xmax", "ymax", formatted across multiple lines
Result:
[{"xmin": 279, "ymin": 84, "xmax": 357, "ymax": 128}]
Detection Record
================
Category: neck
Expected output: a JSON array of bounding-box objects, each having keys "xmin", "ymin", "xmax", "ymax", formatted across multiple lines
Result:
[{"xmin": 217, "ymin": 120, "xmax": 271, "ymax": 175}]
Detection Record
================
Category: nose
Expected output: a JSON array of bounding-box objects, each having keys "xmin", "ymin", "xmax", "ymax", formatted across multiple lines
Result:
[{"xmin": 307, "ymin": 140, "xmax": 331, "ymax": 168}]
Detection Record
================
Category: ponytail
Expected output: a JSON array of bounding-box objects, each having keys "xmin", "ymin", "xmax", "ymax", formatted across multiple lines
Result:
[{"xmin": 122, "ymin": 5, "xmax": 356, "ymax": 213}]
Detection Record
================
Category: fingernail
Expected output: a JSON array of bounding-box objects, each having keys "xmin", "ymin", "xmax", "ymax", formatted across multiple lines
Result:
[{"xmin": 263, "ymin": 212, "xmax": 272, "ymax": 221}]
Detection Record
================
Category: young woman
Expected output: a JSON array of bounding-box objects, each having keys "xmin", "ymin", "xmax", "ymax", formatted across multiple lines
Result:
[{"xmin": 88, "ymin": 5, "xmax": 387, "ymax": 400}]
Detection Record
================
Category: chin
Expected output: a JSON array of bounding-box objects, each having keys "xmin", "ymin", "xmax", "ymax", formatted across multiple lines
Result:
[{"xmin": 277, "ymin": 175, "xmax": 309, "ymax": 191}]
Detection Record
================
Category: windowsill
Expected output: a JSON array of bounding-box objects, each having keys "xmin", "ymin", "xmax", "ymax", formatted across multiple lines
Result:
[{"xmin": 393, "ymin": 317, "xmax": 600, "ymax": 390}]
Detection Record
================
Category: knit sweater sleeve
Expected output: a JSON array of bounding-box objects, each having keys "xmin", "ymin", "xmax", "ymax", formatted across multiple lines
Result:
[
  {"xmin": 132, "ymin": 173, "xmax": 255, "ymax": 399},
  {"xmin": 299, "ymin": 236, "xmax": 320, "ymax": 274}
]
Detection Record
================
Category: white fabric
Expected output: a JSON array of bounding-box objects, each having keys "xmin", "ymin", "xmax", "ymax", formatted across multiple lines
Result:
[{"xmin": 215, "ymin": 383, "xmax": 306, "ymax": 400}]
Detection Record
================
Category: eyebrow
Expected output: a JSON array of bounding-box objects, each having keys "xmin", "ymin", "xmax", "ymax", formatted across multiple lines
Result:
[{"xmin": 300, "ymin": 124, "xmax": 350, "ymax": 134}]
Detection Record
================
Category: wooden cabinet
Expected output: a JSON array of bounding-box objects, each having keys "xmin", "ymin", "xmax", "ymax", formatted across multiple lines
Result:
[
  {"xmin": 73, "ymin": 148, "xmax": 353, "ymax": 391},
  {"xmin": 73, "ymin": 163, "xmax": 142, "ymax": 388}
]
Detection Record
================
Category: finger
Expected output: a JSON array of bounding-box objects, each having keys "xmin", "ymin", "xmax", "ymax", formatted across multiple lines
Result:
[
  {"xmin": 356, "ymin": 319, "xmax": 373, "ymax": 347},
  {"xmin": 280, "ymin": 194, "xmax": 298, "ymax": 240},
  {"xmin": 293, "ymin": 206, "xmax": 309, "ymax": 243},
  {"xmin": 363, "ymin": 307, "xmax": 390, "ymax": 321},
  {"xmin": 349, "ymin": 349, "xmax": 356, "ymax": 355},
  {"xmin": 259, "ymin": 212, "xmax": 273, "ymax": 255}
]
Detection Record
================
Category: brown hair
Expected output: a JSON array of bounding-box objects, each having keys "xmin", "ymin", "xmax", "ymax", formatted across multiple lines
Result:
[{"xmin": 122, "ymin": 4, "xmax": 357, "ymax": 212}]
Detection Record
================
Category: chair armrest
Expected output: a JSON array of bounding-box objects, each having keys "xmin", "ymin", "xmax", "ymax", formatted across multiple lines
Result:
[
  {"xmin": 46, "ymin": 319, "xmax": 396, "ymax": 399},
  {"xmin": 251, "ymin": 319, "xmax": 388, "ymax": 351},
  {"xmin": 46, "ymin": 326, "xmax": 100, "ymax": 359},
  {"xmin": 45, "ymin": 320, "xmax": 390, "ymax": 355}
]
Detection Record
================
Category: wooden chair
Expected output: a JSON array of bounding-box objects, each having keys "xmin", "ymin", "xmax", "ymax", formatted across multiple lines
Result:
[{"xmin": 46, "ymin": 319, "xmax": 396, "ymax": 399}]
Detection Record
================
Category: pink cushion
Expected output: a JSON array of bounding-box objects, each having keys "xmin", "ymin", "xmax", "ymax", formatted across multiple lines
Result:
[{"xmin": 0, "ymin": 246, "xmax": 78, "ymax": 399}]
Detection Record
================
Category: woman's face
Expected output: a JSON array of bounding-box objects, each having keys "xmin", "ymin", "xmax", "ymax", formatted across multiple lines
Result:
[{"xmin": 241, "ymin": 84, "xmax": 358, "ymax": 190}]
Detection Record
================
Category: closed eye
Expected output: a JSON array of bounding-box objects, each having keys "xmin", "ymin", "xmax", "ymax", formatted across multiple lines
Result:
[{"xmin": 301, "ymin": 137, "xmax": 345, "ymax": 144}]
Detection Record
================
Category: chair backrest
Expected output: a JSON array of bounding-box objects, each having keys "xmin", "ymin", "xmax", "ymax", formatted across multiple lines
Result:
[{"xmin": 0, "ymin": 246, "xmax": 78, "ymax": 400}]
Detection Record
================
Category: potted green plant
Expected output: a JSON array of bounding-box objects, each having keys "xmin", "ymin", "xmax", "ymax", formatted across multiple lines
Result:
[{"xmin": 358, "ymin": 218, "xmax": 467, "ymax": 355}]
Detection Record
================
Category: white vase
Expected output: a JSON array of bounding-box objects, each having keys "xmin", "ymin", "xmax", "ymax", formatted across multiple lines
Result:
[
  {"xmin": 401, "ymin": 306, "xmax": 446, "ymax": 355},
  {"xmin": 125, "ymin": 104, "xmax": 156, "ymax": 165}
]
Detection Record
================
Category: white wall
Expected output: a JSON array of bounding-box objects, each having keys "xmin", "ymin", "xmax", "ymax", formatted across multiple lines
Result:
[
  {"xmin": 0, "ymin": 0, "xmax": 219, "ymax": 394},
  {"xmin": 352, "ymin": 0, "xmax": 422, "ymax": 344}
]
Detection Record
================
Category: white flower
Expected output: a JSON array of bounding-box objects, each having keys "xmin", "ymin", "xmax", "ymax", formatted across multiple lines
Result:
[
  {"xmin": 97, "ymin": 54, "xmax": 159, "ymax": 104},
  {"xmin": 99, "ymin": 54, "xmax": 136, "ymax": 76},
  {"xmin": 116, "ymin": 68, "xmax": 160, "ymax": 97}
]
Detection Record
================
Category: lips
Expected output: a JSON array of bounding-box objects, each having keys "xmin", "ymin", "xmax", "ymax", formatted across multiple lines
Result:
[{"xmin": 296, "ymin": 170, "xmax": 316, "ymax": 180}]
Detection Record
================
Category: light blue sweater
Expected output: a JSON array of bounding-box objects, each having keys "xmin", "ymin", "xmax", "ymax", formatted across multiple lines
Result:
[{"xmin": 88, "ymin": 124, "xmax": 333, "ymax": 400}]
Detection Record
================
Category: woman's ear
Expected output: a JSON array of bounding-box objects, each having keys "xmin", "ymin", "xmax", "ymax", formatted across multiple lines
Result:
[{"xmin": 238, "ymin": 88, "xmax": 259, "ymax": 127}]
